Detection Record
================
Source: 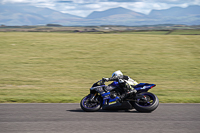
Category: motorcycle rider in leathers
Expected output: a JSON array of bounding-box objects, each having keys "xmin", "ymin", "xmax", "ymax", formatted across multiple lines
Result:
[{"xmin": 94, "ymin": 70, "xmax": 138, "ymax": 101}]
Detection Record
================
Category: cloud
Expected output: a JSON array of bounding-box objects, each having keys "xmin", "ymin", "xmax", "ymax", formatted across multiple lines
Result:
[
  {"xmin": 103, "ymin": 0, "xmax": 141, "ymax": 2},
  {"xmin": 1, "ymin": 0, "xmax": 48, "ymax": 3},
  {"xmin": 1, "ymin": 0, "xmax": 200, "ymax": 17},
  {"xmin": 57, "ymin": 0, "xmax": 73, "ymax": 3}
]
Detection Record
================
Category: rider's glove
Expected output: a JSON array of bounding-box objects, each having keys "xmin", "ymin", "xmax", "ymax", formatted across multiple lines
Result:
[{"xmin": 118, "ymin": 79, "xmax": 124, "ymax": 83}]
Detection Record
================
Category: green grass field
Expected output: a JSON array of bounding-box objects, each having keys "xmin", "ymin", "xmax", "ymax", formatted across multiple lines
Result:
[{"xmin": 0, "ymin": 32, "xmax": 199, "ymax": 103}]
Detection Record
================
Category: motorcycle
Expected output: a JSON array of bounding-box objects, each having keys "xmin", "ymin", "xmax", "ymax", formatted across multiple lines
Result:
[{"xmin": 80, "ymin": 79, "xmax": 159, "ymax": 112}]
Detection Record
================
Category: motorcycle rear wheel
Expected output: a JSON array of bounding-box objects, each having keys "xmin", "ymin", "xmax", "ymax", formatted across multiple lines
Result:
[
  {"xmin": 132, "ymin": 92, "xmax": 159, "ymax": 112},
  {"xmin": 80, "ymin": 94, "xmax": 102, "ymax": 112}
]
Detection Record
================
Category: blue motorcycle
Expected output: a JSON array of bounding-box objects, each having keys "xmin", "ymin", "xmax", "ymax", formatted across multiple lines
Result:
[{"xmin": 80, "ymin": 81, "xmax": 159, "ymax": 112}]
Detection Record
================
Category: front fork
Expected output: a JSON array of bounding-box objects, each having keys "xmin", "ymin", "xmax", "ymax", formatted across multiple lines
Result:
[{"xmin": 89, "ymin": 92, "xmax": 98, "ymax": 102}]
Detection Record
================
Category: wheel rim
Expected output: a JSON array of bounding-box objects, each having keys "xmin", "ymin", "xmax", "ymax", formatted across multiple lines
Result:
[
  {"xmin": 136, "ymin": 93, "xmax": 155, "ymax": 107},
  {"xmin": 82, "ymin": 95, "xmax": 100, "ymax": 109}
]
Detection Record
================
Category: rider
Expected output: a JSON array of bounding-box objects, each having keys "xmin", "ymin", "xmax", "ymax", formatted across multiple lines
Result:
[{"xmin": 95, "ymin": 70, "xmax": 138, "ymax": 100}]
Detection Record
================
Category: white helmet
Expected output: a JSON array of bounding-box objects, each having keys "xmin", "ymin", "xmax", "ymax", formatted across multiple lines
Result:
[{"xmin": 112, "ymin": 70, "xmax": 123, "ymax": 77}]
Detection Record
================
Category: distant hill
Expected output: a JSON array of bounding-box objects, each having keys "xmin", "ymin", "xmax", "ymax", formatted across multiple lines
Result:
[
  {"xmin": 147, "ymin": 5, "xmax": 200, "ymax": 25},
  {"xmin": 0, "ymin": 4, "xmax": 200, "ymax": 26},
  {"xmin": 0, "ymin": 3, "xmax": 82, "ymax": 25},
  {"xmin": 149, "ymin": 5, "xmax": 200, "ymax": 18},
  {"xmin": 86, "ymin": 7, "xmax": 145, "ymax": 19}
]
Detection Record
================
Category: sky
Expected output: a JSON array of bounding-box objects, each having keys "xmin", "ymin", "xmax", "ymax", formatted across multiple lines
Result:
[{"xmin": 1, "ymin": 0, "xmax": 200, "ymax": 17}]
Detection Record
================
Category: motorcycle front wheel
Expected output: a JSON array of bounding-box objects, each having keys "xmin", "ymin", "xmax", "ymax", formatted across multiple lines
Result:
[
  {"xmin": 132, "ymin": 92, "xmax": 159, "ymax": 112},
  {"xmin": 80, "ymin": 94, "xmax": 102, "ymax": 112}
]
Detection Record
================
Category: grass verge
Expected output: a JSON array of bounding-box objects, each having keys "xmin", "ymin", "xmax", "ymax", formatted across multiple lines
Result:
[{"xmin": 0, "ymin": 32, "xmax": 199, "ymax": 103}]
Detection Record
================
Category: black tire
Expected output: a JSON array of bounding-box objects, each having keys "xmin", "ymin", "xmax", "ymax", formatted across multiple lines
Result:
[
  {"xmin": 80, "ymin": 94, "xmax": 102, "ymax": 112},
  {"xmin": 132, "ymin": 92, "xmax": 159, "ymax": 112}
]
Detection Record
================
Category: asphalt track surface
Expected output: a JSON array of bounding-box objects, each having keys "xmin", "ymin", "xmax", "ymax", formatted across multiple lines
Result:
[{"xmin": 0, "ymin": 103, "xmax": 200, "ymax": 133}]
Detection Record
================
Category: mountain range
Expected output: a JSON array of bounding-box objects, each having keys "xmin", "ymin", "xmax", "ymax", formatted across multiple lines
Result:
[
  {"xmin": 0, "ymin": 3, "xmax": 200, "ymax": 26},
  {"xmin": 0, "ymin": 3, "xmax": 81, "ymax": 26}
]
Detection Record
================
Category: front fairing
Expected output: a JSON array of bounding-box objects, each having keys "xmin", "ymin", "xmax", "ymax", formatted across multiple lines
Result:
[
  {"xmin": 90, "ymin": 85, "xmax": 106, "ymax": 94},
  {"xmin": 90, "ymin": 84, "xmax": 120, "ymax": 105},
  {"xmin": 90, "ymin": 81, "xmax": 119, "ymax": 93}
]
